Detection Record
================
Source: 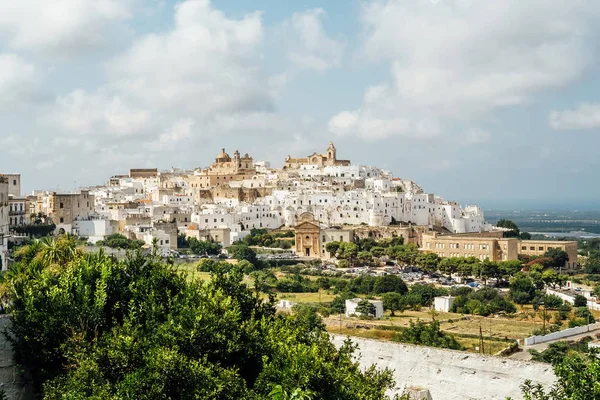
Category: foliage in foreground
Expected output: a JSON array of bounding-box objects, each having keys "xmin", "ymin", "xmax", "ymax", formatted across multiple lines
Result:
[
  {"xmin": 6, "ymin": 237, "xmax": 398, "ymax": 399},
  {"xmin": 513, "ymin": 349, "xmax": 600, "ymax": 400}
]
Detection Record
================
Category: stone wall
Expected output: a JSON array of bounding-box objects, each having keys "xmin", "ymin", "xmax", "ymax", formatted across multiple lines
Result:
[
  {"xmin": 0, "ymin": 316, "xmax": 33, "ymax": 400},
  {"xmin": 524, "ymin": 322, "xmax": 600, "ymax": 345},
  {"xmin": 331, "ymin": 335, "xmax": 556, "ymax": 400}
]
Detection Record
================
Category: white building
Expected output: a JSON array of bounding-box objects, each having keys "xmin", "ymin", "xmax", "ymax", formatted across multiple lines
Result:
[
  {"xmin": 0, "ymin": 177, "xmax": 8, "ymax": 270},
  {"xmin": 72, "ymin": 218, "xmax": 115, "ymax": 244},
  {"xmin": 434, "ymin": 296, "xmax": 455, "ymax": 313},
  {"xmin": 345, "ymin": 298, "xmax": 384, "ymax": 319}
]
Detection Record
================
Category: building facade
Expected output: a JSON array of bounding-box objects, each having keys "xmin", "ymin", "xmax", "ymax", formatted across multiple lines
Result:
[
  {"xmin": 48, "ymin": 190, "xmax": 95, "ymax": 228},
  {"xmin": 421, "ymin": 232, "xmax": 578, "ymax": 268},
  {"xmin": 8, "ymin": 196, "xmax": 28, "ymax": 228},
  {"xmin": 421, "ymin": 232, "xmax": 519, "ymax": 262},
  {"xmin": 0, "ymin": 174, "xmax": 20, "ymax": 197},
  {"xmin": 285, "ymin": 142, "xmax": 350, "ymax": 169},
  {"xmin": 0, "ymin": 177, "xmax": 8, "ymax": 270},
  {"xmin": 519, "ymin": 240, "xmax": 578, "ymax": 269}
]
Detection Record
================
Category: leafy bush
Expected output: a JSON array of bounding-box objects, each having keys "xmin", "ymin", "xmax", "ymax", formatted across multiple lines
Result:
[
  {"xmin": 574, "ymin": 294, "xmax": 588, "ymax": 307},
  {"xmin": 6, "ymin": 245, "xmax": 397, "ymax": 399},
  {"xmin": 393, "ymin": 320, "xmax": 463, "ymax": 350},
  {"xmin": 275, "ymin": 274, "xmax": 318, "ymax": 293},
  {"xmin": 451, "ymin": 287, "xmax": 516, "ymax": 316}
]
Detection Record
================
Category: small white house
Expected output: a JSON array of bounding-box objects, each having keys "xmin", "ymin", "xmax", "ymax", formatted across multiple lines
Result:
[
  {"xmin": 434, "ymin": 296, "xmax": 455, "ymax": 313},
  {"xmin": 345, "ymin": 298, "xmax": 384, "ymax": 319},
  {"xmin": 276, "ymin": 300, "xmax": 296, "ymax": 310}
]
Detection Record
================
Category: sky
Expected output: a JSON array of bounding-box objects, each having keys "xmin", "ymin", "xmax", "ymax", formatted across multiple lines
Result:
[{"xmin": 1, "ymin": 0, "xmax": 600, "ymax": 210}]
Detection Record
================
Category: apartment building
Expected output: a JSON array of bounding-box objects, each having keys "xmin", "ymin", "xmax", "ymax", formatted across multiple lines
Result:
[
  {"xmin": 8, "ymin": 196, "xmax": 29, "ymax": 228},
  {"xmin": 421, "ymin": 232, "xmax": 578, "ymax": 268},
  {"xmin": 0, "ymin": 174, "xmax": 20, "ymax": 197},
  {"xmin": 421, "ymin": 232, "xmax": 519, "ymax": 262},
  {"xmin": 519, "ymin": 240, "xmax": 578, "ymax": 269},
  {"xmin": 48, "ymin": 190, "xmax": 95, "ymax": 227},
  {"xmin": 0, "ymin": 177, "xmax": 8, "ymax": 269}
]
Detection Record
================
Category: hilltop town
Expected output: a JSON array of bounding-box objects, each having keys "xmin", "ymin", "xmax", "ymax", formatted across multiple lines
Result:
[
  {"xmin": 0, "ymin": 143, "xmax": 577, "ymax": 270},
  {"xmin": 1, "ymin": 145, "xmax": 597, "ymax": 399}
]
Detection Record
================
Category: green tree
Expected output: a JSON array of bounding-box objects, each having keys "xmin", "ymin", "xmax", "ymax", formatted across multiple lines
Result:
[
  {"xmin": 393, "ymin": 320, "xmax": 463, "ymax": 350},
  {"xmin": 415, "ymin": 252, "xmax": 439, "ymax": 274},
  {"xmin": 574, "ymin": 294, "xmax": 588, "ymax": 307},
  {"xmin": 438, "ymin": 258, "xmax": 459, "ymax": 279},
  {"xmin": 269, "ymin": 384, "xmax": 315, "ymax": 400},
  {"xmin": 541, "ymin": 269, "xmax": 559, "ymax": 289},
  {"xmin": 473, "ymin": 259, "xmax": 496, "ymax": 285},
  {"xmin": 325, "ymin": 241, "xmax": 341, "ymax": 258},
  {"xmin": 355, "ymin": 300, "xmax": 376, "ymax": 317},
  {"xmin": 381, "ymin": 292, "xmax": 405, "ymax": 316},
  {"xmin": 496, "ymin": 219, "xmax": 520, "ymax": 237},
  {"xmin": 542, "ymin": 294, "xmax": 564, "ymax": 309},
  {"xmin": 519, "ymin": 350, "xmax": 600, "ymax": 399},
  {"xmin": 228, "ymin": 244, "xmax": 258, "ymax": 265},
  {"xmin": 509, "ymin": 274, "xmax": 537, "ymax": 305},
  {"xmin": 409, "ymin": 284, "xmax": 447, "ymax": 307},
  {"xmin": 370, "ymin": 246, "xmax": 386, "ymax": 259},
  {"xmin": 544, "ymin": 248, "xmax": 569, "ymax": 270},
  {"xmin": 6, "ymin": 244, "xmax": 398, "ymax": 399},
  {"xmin": 337, "ymin": 242, "xmax": 358, "ymax": 264},
  {"xmin": 357, "ymin": 251, "xmax": 373, "ymax": 266},
  {"xmin": 373, "ymin": 274, "xmax": 408, "ymax": 295}
]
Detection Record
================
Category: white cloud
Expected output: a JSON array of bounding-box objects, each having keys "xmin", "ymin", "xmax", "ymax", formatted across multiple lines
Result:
[
  {"xmin": 147, "ymin": 119, "xmax": 195, "ymax": 151},
  {"xmin": 108, "ymin": 0, "xmax": 271, "ymax": 115},
  {"xmin": 47, "ymin": 0, "xmax": 276, "ymax": 150},
  {"xmin": 549, "ymin": 103, "xmax": 600, "ymax": 130},
  {"xmin": 284, "ymin": 9, "xmax": 344, "ymax": 72},
  {"xmin": 0, "ymin": 0, "xmax": 131, "ymax": 55},
  {"xmin": 330, "ymin": 0, "xmax": 600, "ymax": 139},
  {"xmin": 52, "ymin": 90, "xmax": 151, "ymax": 137},
  {"xmin": 0, "ymin": 54, "xmax": 41, "ymax": 106},
  {"xmin": 463, "ymin": 129, "xmax": 492, "ymax": 145}
]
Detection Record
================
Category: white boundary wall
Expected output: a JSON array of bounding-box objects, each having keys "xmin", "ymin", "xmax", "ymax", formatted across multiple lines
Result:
[
  {"xmin": 331, "ymin": 335, "xmax": 555, "ymax": 400},
  {"xmin": 524, "ymin": 322, "xmax": 600, "ymax": 346},
  {"xmin": 546, "ymin": 288, "xmax": 600, "ymax": 311}
]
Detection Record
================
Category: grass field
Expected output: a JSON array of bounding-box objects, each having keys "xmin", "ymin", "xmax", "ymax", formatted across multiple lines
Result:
[
  {"xmin": 326, "ymin": 324, "xmax": 512, "ymax": 354},
  {"xmin": 276, "ymin": 290, "xmax": 337, "ymax": 303},
  {"xmin": 176, "ymin": 263, "xmax": 255, "ymax": 286}
]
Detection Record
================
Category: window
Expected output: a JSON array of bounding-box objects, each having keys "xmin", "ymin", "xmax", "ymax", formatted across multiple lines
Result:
[
  {"xmin": 530, "ymin": 246, "xmax": 535, "ymax": 251},
  {"xmin": 60, "ymin": 202, "xmax": 64, "ymax": 209},
  {"xmin": 12, "ymin": 179, "xmax": 16, "ymax": 185},
  {"xmin": 322, "ymin": 235, "xmax": 326, "ymax": 242},
  {"xmin": 165, "ymin": 240, "xmax": 169, "ymax": 244},
  {"xmin": 521, "ymin": 246, "xmax": 526, "ymax": 251},
  {"xmin": 538, "ymin": 247, "xmax": 544, "ymax": 251},
  {"xmin": 60, "ymin": 217, "xmax": 64, "ymax": 223},
  {"xmin": 205, "ymin": 219, "xmax": 208, "ymax": 223}
]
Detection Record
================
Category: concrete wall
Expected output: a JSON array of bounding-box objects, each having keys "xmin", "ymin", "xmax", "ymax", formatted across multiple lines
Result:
[
  {"xmin": 331, "ymin": 335, "xmax": 556, "ymax": 400},
  {"xmin": 0, "ymin": 316, "xmax": 33, "ymax": 400},
  {"xmin": 524, "ymin": 322, "xmax": 600, "ymax": 346},
  {"xmin": 546, "ymin": 288, "xmax": 600, "ymax": 311}
]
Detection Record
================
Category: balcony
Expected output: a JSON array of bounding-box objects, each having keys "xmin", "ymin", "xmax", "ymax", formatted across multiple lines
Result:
[{"xmin": 9, "ymin": 210, "xmax": 25, "ymax": 216}]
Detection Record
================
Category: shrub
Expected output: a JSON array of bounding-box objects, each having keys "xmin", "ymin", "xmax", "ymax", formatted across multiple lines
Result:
[
  {"xmin": 393, "ymin": 320, "xmax": 463, "ymax": 350},
  {"xmin": 574, "ymin": 295, "xmax": 588, "ymax": 307}
]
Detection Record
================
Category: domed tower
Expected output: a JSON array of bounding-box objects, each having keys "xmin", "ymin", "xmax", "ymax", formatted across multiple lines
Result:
[{"xmin": 216, "ymin": 148, "xmax": 231, "ymax": 164}]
